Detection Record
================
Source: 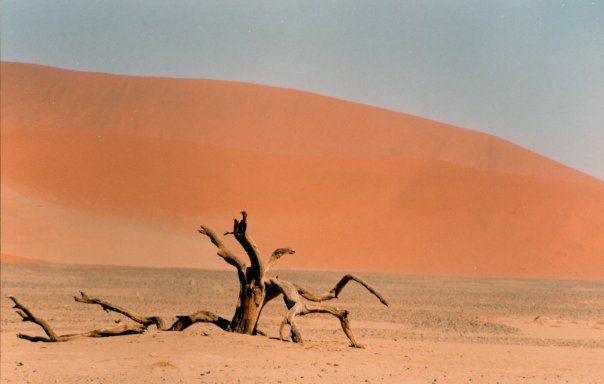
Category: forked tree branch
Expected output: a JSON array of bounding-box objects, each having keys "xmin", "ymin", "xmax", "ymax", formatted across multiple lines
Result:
[
  {"xmin": 198, "ymin": 225, "xmax": 247, "ymax": 284},
  {"xmin": 294, "ymin": 274, "xmax": 389, "ymax": 306},
  {"xmin": 75, "ymin": 292, "xmax": 231, "ymax": 333},
  {"xmin": 267, "ymin": 277, "xmax": 364, "ymax": 348},
  {"xmin": 10, "ymin": 296, "xmax": 60, "ymax": 341},
  {"xmin": 225, "ymin": 211, "xmax": 264, "ymax": 277},
  {"xmin": 9, "ymin": 296, "xmax": 146, "ymax": 342},
  {"xmin": 74, "ymin": 291, "xmax": 165, "ymax": 329},
  {"xmin": 279, "ymin": 303, "xmax": 362, "ymax": 348}
]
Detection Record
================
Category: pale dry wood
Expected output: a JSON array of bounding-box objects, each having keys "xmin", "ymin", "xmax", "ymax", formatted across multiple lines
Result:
[
  {"xmin": 9, "ymin": 296, "xmax": 146, "ymax": 342},
  {"xmin": 17, "ymin": 324, "xmax": 147, "ymax": 343},
  {"xmin": 266, "ymin": 247, "xmax": 296, "ymax": 272},
  {"xmin": 60, "ymin": 324, "xmax": 147, "ymax": 340},
  {"xmin": 294, "ymin": 274, "xmax": 389, "ymax": 306},
  {"xmin": 74, "ymin": 291, "xmax": 165, "ymax": 329},
  {"xmin": 10, "ymin": 296, "xmax": 60, "ymax": 341},
  {"xmin": 198, "ymin": 220, "xmax": 255, "ymax": 333},
  {"xmin": 198, "ymin": 225, "xmax": 247, "ymax": 284},
  {"xmin": 219, "ymin": 211, "xmax": 269, "ymax": 334},
  {"xmin": 267, "ymin": 277, "xmax": 364, "ymax": 348},
  {"xmin": 168, "ymin": 310, "xmax": 231, "ymax": 331},
  {"xmin": 75, "ymin": 291, "xmax": 231, "ymax": 333},
  {"xmin": 224, "ymin": 211, "xmax": 264, "ymax": 277}
]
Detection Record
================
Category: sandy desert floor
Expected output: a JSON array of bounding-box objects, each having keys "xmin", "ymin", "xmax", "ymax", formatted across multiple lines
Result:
[{"xmin": 1, "ymin": 263, "xmax": 603, "ymax": 383}]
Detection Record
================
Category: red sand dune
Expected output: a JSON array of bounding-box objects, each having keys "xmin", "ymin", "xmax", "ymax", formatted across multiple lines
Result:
[
  {"xmin": 2, "ymin": 62, "xmax": 603, "ymax": 279},
  {"xmin": 0, "ymin": 254, "xmax": 48, "ymax": 264}
]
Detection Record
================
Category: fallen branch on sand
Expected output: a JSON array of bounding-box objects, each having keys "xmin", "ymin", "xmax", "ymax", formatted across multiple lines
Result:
[{"xmin": 9, "ymin": 295, "xmax": 147, "ymax": 342}]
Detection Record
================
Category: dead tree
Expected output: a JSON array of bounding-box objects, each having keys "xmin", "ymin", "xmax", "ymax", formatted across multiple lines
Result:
[{"xmin": 10, "ymin": 211, "xmax": 388, "ymax": 347}]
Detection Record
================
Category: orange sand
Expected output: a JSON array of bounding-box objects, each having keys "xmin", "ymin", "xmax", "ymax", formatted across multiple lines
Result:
[
  {"xmin": 2, "ymin": 62, "xmax": 603, "ymax": 279},
  {"xmin": 0, "ymin": 254, "xmax": 48, "ymax": 264}
]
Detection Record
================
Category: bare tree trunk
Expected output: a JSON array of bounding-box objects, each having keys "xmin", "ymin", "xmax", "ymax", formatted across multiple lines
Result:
[
  {"xmin": 201, "ymin": 211, "xmax": 295, "ymax": 335},
  {"xmin": 229, "ymin": 269, "xmax": 266, "ymax": 334}
]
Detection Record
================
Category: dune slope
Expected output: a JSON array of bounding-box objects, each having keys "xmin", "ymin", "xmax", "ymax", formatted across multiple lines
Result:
[
  {"xmin": 1, "ymin": 62, "xmax": 596, "ymax": 182},
  {"xmin": 2, "ymin": 62, "xmax": 603, "ymax": 279}
]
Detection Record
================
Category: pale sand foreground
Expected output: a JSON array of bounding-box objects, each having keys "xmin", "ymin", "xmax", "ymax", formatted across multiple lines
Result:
[{"xmin": 1, "ymin": 264, "xmax": 603, "ymax": 383}]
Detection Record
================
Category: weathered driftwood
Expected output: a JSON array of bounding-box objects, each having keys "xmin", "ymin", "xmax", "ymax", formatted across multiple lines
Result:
[
  {"xmin": 168, "ymin": 310, "xmax": 231, "ymax": 332},
  {"xmin": 74, "ymin": 291, "xmax": 231, "ymax": 332},
  {"xmin": 293, "ymin": 274, "xmax": 389, "ymax": 306},
  {"xmin": 267, "ymin": 277, "xmax": 364, "ymax": 348},
  {"xmin": 10, "ymin": 292, "xmax": 231, "ymax": 342},
  {"xmin": 11, "ymin": 211, "xmax": 388, "ymax": 347},
  {"xmin": 74, "ymin": 291, "xmax": 165, "ymax": 329},
  {"xmin": 9, "ymin": 296, "xmax": 146, "ymax": 342}
]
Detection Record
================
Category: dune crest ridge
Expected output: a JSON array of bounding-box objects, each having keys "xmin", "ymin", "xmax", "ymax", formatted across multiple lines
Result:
[{"xmin": 2, "ymin": 62, "xmax": 603, "ymax": 279}]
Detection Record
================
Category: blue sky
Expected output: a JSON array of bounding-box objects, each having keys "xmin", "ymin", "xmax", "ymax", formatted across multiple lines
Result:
[{"xmin": 2, "ymin": 0, "xmax": 603, "ymax": 179}]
